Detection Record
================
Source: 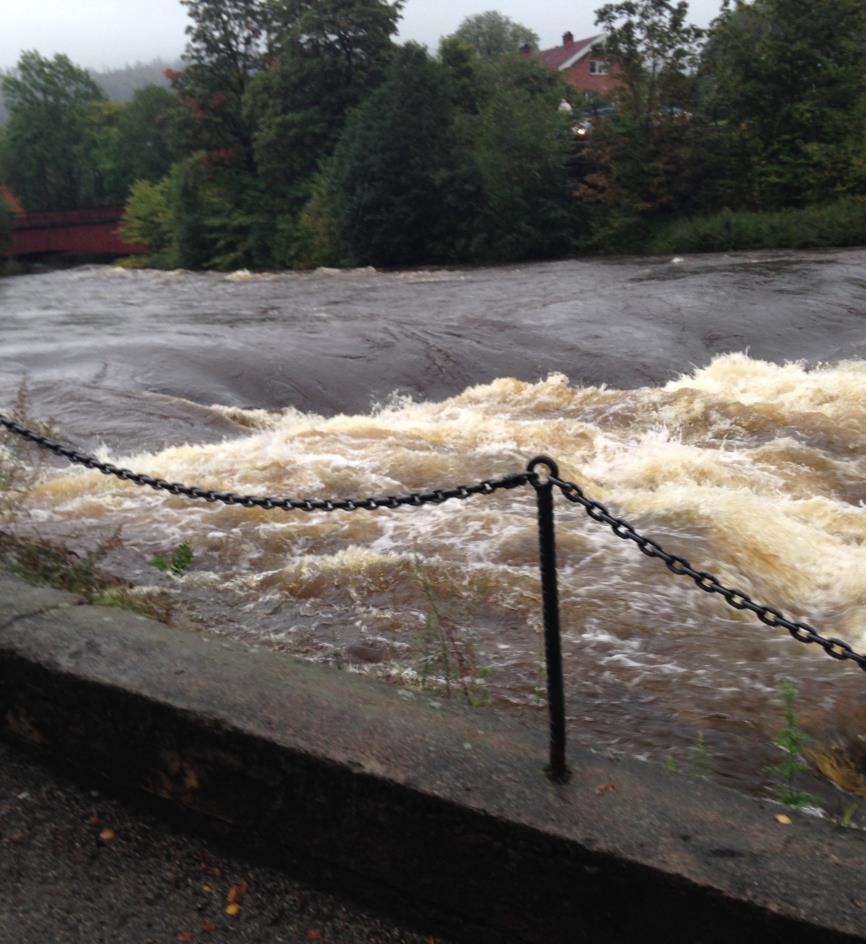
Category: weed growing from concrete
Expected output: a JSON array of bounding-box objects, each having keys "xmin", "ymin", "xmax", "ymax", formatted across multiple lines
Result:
[
  {"xmin": 663, "ymin": 730, "xmax": 710, "ymax": 778},
  {"xmin": 687, "ymin": 731, "xmax": 710, "ymax": 777},
  {"xmin": 0, "ymin": 383, "xmax": 53, "ymax": 523},
  {"xmin": 768, "ymin": 678, "xmax": 817, "ymax": 809},
  {"xmin": 0, "ymin": 385, "xmax": 172, "ymax": 623},
  {"xmin": 149, "ymin": 540, "xmax": 194, "ymax": 577}
]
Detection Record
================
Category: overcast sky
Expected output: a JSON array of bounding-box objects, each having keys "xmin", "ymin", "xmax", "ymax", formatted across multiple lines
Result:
[{"xmin": 1, "ymin": 0, "xmax": 725, "ymax": 72}]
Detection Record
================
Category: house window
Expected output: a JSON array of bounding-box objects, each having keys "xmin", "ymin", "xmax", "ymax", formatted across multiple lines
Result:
[{"xmin": 589, "ymin": 60, "xmax": 609, "ymax": 75}]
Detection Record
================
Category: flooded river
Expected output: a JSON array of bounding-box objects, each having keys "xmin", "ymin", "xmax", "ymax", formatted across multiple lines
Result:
[{"xmin": 3, "ymin": 250, "xmax": 866, "ymax": 804}]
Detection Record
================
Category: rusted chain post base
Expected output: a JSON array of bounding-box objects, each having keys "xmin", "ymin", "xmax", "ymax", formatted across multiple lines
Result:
[{"xmin": 528, "ymin": 456, "xmax": 570, "ymax": 784}]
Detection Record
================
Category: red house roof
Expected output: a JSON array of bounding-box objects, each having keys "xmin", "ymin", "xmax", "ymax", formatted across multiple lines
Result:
[
  {"xmin": 537, "ymin": 33, "xmax": 605, "ymax": 72},
  {"xmin": 0, "ymin": 185, "xmax": 23, "ymax": 215}
]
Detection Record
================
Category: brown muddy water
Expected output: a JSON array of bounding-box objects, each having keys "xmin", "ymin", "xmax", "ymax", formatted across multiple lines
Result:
[{"xmin": 2, "ymin": 251, "xmax": 866, "ymax": 806}]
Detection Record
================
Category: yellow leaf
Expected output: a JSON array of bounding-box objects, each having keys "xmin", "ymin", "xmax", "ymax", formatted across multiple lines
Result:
[
  {"xmin": 225, "ymin": 902, "xmax": 242, "ymax": 917},
  {"xmin": 98, "ymin": 828, "xmax": 116, "ymax": 842},
  {"xmin": 776, "ymin": 814, "xmax": 792, "ymax": 825}
]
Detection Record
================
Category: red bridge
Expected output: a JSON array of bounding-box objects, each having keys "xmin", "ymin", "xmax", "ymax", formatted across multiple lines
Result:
[{"xmin": 7, "ymin": 206, "xmax": 146, "ymax": 259}]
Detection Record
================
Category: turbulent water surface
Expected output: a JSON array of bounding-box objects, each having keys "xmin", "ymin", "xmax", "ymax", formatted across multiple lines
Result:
[{"xmin": 3, "ymin": 250, "xmax": 866, "ymax": 803}]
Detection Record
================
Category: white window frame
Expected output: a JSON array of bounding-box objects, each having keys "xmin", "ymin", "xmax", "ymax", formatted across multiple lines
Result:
[{"xmin": 589, "ymin": 59, "xmax": 609, "ymax": 75}]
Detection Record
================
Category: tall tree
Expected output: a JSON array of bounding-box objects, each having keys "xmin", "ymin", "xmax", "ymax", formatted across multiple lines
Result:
[
  {"xmin": 0, "ymin": 51, "xmax": 105, "ymax": 210},
  {"xmin": 465, "ymin": 55, "xmax": 576, "ymax": 261},
  {"xmin": 453, "ymin": 11, "xmax": 539, "ymax": 59},
  {"xmin": 250, "ymin": 0, "xmax": 403, "ymax": 206},
  {"xmin": 169, "ymin": 0, "xmax": 269, "ymax": 170},
  {"xmin": 701, "ymin": 0, "xmax": 866, "ymax": 208},
  {"xmin": 113, "ymin": 85, "xmax": 184, "ymax": 186},
  {"xmin": 577, "ymin": 1, "xmax": 705, "ymax": 248},
  {"xmin": 327, "ymin": 44, "xmax": 455, "ymax": 266}
]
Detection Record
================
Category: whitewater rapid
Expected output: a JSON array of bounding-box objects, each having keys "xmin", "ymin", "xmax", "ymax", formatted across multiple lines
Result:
[{"xmin": 4, "ymin": 253, "xmax": 866, "ymax": 802}]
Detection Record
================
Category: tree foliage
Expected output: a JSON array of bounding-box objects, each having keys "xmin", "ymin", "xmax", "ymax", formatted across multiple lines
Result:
[
  {"xmin": 114, "ymin": 85, "xmax": 184, "ymax": 186},
  {"xmin": 0, "ymin": 52, "xmax": 105, "ymax": 209},
  {"xmin": 453, "ymin": 11, "xmax": 539, "ymax": 59},
  {"xmin": 459, "ymin": 55, "xmax": 576, "ymax": 260},
  {"xmin": 577, "ymin": 1, "xmax": 706, "ymax": 247},
  {"xmin": 328, "ymin": 44, "xmax": 455, "ymax": 266},
  {"xmin": 7, "ymin": 0, "xmax": 866, "ymax": 267},
  {"xmin": 701, "ymin": 0, "xmax": 866, "ymax": 208},
  {"xmin": 250, "ymin": 0, "xmax": 403, "ymax": 208}
]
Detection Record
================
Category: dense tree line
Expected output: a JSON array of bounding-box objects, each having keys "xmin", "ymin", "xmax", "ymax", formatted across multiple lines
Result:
[{"xmin": 1, "ymin": 0, "xmax": 865, "ymax": 267}]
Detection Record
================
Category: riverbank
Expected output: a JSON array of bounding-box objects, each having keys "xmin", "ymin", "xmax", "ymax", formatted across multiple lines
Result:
[
  {"xmin": 2, "ymin": 570, "xmax": 866, "ymax": 943},
  {"xmin": 646, "ymin": 199, "xmax": 866, "ymax": 256}
]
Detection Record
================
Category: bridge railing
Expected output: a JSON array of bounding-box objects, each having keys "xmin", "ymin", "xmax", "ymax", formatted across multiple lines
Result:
[{"xmin": 13, "ymin": 206, "xmax": 125, "ymax": 229}]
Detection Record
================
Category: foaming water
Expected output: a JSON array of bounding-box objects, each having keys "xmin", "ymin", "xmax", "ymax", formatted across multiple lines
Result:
[{"xmin": 16, "ymin": 353, "xmax": 866, "ymax": 802}]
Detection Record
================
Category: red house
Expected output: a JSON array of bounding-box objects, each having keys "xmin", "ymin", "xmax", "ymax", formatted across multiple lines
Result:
[{"xmin": 535, "ymin": 32, "xmax": 620, "ymax": 96}]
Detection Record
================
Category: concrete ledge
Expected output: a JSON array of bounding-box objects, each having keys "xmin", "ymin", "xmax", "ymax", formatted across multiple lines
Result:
[{"xmin": 1, "ymin": 572, "xmax": 865, "ymax": 943}]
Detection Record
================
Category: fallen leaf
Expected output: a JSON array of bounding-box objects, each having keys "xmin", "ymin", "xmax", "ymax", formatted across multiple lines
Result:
[
  {"xmin": 175, "ymin": 933, "xmax": 194, "ymax": 943},
  {"xmin": 227, "ymin": 880, "xmax": 249, "ymax": 904},
  {"xmin": 225, "ymin": 903, "xmax": 241, "ymax": 917},
  {"xmin": 87, "ymin": 814, "xmax": 100, "ymax": 826},
  {"xmin": 306, "ymin": 930, "xmax": 322, "ymax": 942},
  {"xmin": 593, "ymin": 783, "xmax": 615, "ymax": 795},
  {"xmin": 775, "ymin": 814, "xmax": 792, "ymax": 825},
  {"xmin": 98, "ymin": 828, "xmax": 116, "ymax": 842},
  {"xmin": 201, "ymin": 884, "xmax": 214, "ymax": 894},
  {"xmin": 201, "ymin": 921, "xmax": 217, "ymax": 933}
]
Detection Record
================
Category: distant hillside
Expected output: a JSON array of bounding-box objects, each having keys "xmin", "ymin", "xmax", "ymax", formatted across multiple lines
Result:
[
  {"xmin": 0, "ymin": 57, "xmax": 181, "ymax": 124},
  {"xmin": 91, "ymin": 58, "xmax": 181, "ymax": 101}
]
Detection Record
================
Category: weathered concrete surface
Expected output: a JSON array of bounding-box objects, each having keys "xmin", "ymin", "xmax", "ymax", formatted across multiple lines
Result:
[{"xmin": 1, "ymin": 572, "xmax": 865, "ymax": 944}]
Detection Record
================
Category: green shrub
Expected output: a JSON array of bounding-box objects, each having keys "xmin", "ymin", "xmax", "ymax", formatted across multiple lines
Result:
[{"xmin": 649, "ymin": 199, "xmax": 866, "ymax": 255}]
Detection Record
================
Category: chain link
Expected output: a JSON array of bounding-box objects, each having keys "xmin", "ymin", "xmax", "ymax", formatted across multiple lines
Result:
[
  {"xmin": 0, "ymin": 414, "xmax": 533, "ymax": 511},
  {"xmin": 550, "ymin": 474, "xmax": 866, "ymax": 672}
]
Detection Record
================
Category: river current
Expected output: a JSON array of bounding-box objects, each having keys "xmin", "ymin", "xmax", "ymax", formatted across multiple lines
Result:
[{"xmin": 3, "ymin": 250, "xmax": 866, "ymax": 804}]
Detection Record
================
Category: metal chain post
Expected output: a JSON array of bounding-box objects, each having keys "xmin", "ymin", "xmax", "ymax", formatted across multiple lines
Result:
[{"xmin": 528, "ymin": 456, "xmax": 570, "ymax": 783}]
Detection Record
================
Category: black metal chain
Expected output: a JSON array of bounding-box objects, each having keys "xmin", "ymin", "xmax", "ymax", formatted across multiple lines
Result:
[
  {"xmin": 0, "ymin": 414, "xmax": 533, "ymax": 511},
  {"xmin": 549, "ymin": 473, "xmax": 866, "ymax": 672},
  {"xmin": 4, "ymin": 410, "xmax": 863, "ymax": 672}
]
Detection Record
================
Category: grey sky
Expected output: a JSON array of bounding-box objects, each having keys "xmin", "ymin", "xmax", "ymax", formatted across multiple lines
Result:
[{"xmin": 0, "ymin": 0, "xmax": 725, "ymax": 72}]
